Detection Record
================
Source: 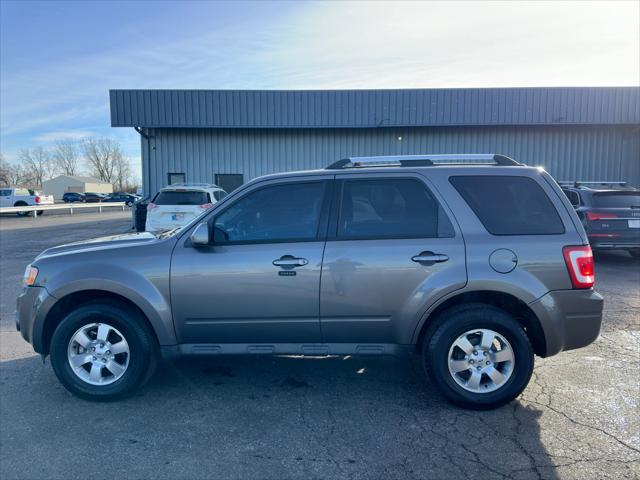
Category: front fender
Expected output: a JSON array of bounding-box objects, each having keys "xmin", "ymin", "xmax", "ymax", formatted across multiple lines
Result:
[{"xmin": 37, "ymin": 263, "xmax": 176, "ymax": 347}]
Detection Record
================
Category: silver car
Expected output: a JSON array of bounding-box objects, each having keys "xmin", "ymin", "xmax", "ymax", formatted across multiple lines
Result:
[{"xmin": 16, "ymin": 154, "xmax": 603, "ymax": 409}]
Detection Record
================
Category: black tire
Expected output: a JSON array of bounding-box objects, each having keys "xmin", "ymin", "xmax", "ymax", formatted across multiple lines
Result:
[
  {"xmin": 36, "ymin": 210, "xmax": 44, "ymax": 216},
  {"xmin": 50, "ymin": 301, "xmax": 158, "ymax": 401},
  {"xmin": 14, "ymin": 202, "xmax": 29, "ymax": 217},
  {"xmin": 422, "ymin": 303, "xmax": 534, "ymax": 410}
]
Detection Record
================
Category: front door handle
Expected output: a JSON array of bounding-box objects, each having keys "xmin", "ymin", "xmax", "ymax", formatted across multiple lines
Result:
[
  {"xmin": 273, "ymin": 255, "xmax": 309, "ymax": 268},
  {"xmin": 411, "ymin": 252, "xmax": 449, "ymax": 263}
]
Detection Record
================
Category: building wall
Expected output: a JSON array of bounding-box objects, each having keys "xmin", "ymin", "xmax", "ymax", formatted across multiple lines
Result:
[
  {"xmin": 42, "ymin": 177, "xmax": 84, "ymax": 199},
  {"xmin": 85, "ymin": 183, "xmax": 113, "ymax": 195},
  {"xmin": 141, "ymin": 124, "xmax": 639, "ymax": 196},
  {"xmin": 43, "ymin": 177, "xmax": 113, "ymax": 199}
]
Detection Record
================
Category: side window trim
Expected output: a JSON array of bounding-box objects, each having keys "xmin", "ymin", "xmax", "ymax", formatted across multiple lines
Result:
[{"xmin": 205, "ymin": 179, "xmax": 333, "ymax": 246}]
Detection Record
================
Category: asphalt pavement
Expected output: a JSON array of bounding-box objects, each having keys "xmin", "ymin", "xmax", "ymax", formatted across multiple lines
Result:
[{"xmin": 0, "ymin": 212, "xmax": 638, "ymax": 479}]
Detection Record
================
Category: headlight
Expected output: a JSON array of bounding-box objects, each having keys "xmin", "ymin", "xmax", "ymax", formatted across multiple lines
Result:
[{"xmin": 23, "ymin": 265, "xmax": 39, "ymax": 286}]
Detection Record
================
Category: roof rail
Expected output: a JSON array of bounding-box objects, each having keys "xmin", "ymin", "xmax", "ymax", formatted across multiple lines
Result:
[
  {"xmin": 326, "ymin": 154, "xmax": 521, "ymax": 170},
  {"xmin": 167, "ymin": 182, "xmax": 220, "ymax": 188},
  {"xmin": 558, "ymin": 180, "xmax": 628, "ymax": 188}
]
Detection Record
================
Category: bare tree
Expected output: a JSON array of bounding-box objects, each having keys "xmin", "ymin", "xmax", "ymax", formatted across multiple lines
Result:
[
  {"xmin": 18, "ymin": 147, "xmax": 57, "ymax": 188},
  {"xmin": 52, "ymin": 141, "xmax": 79, "ymax": 176},
  {"xmin": 113, "ymin": 152, "xmax": 133, "ymax": 192},
  {"xmin": 82, "ymin": 137, "xmax": 121, "ymax": 183},
  {"xmin": 0, "ymin": 155, "xmax": 34, "ymax": 187},
  {"xmin": 0, "ymin": 153, "xmax": 9, "ymax": 186}
]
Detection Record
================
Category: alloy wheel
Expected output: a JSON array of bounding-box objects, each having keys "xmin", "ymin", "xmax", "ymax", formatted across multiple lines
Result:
[
  {"xmin": 67, "ymin": 323, "xmax": 130, "ymax": 386},
  {"xmin": 447, "ymin": 328, "xmax": 514, "ymax": 393}
]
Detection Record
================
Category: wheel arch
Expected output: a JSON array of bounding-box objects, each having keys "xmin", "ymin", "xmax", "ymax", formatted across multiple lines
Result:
[
  {"xmin": 414, "ymin": 290, "xmax": 547, "ymax": 357},
  {"xmin": 40, "ymin": 290, "xmax": 165, "ymax": 356}
]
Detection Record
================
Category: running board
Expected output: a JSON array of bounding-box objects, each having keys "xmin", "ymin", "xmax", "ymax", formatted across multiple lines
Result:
[{"xmin": 160, "ymin": 343, "xmax": 415, "ymax": 359}]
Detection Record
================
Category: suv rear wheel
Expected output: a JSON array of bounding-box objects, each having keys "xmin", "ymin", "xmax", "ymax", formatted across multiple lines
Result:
[
  {"xmin": 50, "ymin": 301, "xmax": 157, "ymax": 401},
  {"xmin": 423, "ymin": 303, "xmax": 534, "ymax": 410}
]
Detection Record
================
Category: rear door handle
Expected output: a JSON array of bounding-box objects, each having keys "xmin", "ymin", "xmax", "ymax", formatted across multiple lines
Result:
[
  {"xmin": 273, "ymin": 256, "xmax": 309, "ymax": 268},
  {"xmin": 411, "ymin": 252, "xmax": 449, "ymax": 263}
]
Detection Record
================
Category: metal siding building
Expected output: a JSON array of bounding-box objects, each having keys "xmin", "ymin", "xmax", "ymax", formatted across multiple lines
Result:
[{"xmin": 110, "ymin": 88, "xmax": 640, "ymax": 195}]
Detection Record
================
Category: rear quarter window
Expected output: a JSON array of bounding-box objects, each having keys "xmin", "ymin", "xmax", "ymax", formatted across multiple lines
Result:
[
  {"xmin": 450, "ymin": 175, "xmax": 565, "ymax": 235},
  {"xmin": 153, "ymin": 191, "xmax": 210, "ymax": 205}
]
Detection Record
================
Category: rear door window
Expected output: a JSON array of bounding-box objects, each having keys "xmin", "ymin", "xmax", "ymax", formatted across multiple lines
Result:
[
  {"xmin": 450, "ymin": 176, "xmax": 565, "ymax": 235},
  {"xmin": 592, "ymin": 192, "xmax": 640, "ymax": 208},
  {"xmin": 154, "ymin": 191, "xmax": 210, "ymax": 205},
  {"xmin": 337, "ymin": 178, "xmax": 454, "ymax": 239}
]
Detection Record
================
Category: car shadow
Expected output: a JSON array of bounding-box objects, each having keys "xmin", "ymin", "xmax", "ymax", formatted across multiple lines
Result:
[
  {"xmin": 593, "ymin": 249, "xmax": 640, "ymax": 265},
  {"xmin": 1, "ymin": 353, "xmax": 559, "ymax": 479}
]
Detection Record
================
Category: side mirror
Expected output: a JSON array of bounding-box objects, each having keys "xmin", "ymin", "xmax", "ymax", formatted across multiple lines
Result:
[{"xmin": 190, "ymin": 223, "xmax": 210, "ymax": 246}]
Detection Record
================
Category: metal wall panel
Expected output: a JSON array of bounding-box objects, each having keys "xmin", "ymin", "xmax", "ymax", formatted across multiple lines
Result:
[
  {"xmin": 112, "ymin": 88, "xmax": 640, "ymax": 128},
  {"xmin": 141, "ymin": 125, "xmax": 640, "ymax": 195}
]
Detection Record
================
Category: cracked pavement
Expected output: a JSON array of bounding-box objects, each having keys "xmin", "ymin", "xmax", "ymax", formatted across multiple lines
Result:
[{"xmin": 1, "ymin": 212, "xmax": 639, "ymax": 479}]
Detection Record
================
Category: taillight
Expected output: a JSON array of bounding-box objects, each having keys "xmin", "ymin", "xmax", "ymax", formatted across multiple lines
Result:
[
  {"xmin": 198, "ymin": 203, "xmax": 213, "ymax": 210},
  {"xmin": 586, "ymin": 212, "xmax": 617, "ymax": 221},
  {"xmin": 35, "ymin": 196, "xmax": 41, "ymax": 203},
  {"xmin": 147, "ymin": 203, "xmax": 157, "ymax": 210},
  {"xmin": 562, "ymin": 246, "xmax": 594, "ymax": 289}
]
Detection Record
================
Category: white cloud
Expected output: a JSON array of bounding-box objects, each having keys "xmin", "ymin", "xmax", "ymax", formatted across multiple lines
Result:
[{"xmin": 32, "ymin": 129, "xmax": 94, "ymax": 143}]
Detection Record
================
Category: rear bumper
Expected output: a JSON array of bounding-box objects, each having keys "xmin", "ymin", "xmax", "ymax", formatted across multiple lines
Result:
[
  {"xmin": 146, "ymin": 217, "xmax": 197, "ymax": 232},
  {"xmin": 529, "ymin": 289, "xmax": 603, "ymax": 357},
  {"xmin": 590, "ymin": 241, "xmax": 640, "ymax": 250},
  {"xmin": 588, "ymin": 232, "xmax": 640, "ymax": 250}
]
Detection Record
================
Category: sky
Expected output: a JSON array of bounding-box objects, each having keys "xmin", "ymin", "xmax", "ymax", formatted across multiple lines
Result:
[{"xmin": 1, "ymin": 0, "xmax": 639, "ymax": 179}]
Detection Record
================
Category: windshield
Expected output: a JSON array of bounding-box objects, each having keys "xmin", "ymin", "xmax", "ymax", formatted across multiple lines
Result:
[
  {"xmin": 592, "ymin": 192, "xmax": 640, "ymax": 208},
  {"xmin": 153, "ymin": 190, "xmax": 209, "ymax": 205}
]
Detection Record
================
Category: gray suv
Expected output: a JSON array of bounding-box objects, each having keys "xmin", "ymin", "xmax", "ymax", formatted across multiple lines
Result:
[{"xmin": 16, "ymin": 154, "xmax": 604, "ymax": 409}]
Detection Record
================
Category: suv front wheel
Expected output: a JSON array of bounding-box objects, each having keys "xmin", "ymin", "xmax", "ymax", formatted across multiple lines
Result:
[
  {"xmin": 50, "ymin": 301, "xmax": 157, "ymax": 401},
  {"xmin": 423, "ymin": 303, "xmax": 534, "ymax": 410}
]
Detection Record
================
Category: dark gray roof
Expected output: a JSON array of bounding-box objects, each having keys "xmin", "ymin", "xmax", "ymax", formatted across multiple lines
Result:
[{"xmin": 110, "ymin": 87, "xmax": 640, "ymax": 129}]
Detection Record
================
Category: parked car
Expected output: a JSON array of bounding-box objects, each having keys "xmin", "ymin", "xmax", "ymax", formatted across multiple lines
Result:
[
  {"xmin": 560, "ymin": 181, "xmax": 640, "ymax": 257},
  {"xmin": 83, "ymin": 192, "xmax": 106, "ymax": 203},
  {"xmin": 145, "ymin": 183, "xmax": 227, "ymax": 231},
  {"xmin": 62, "ymin": 192, "xmax": 86, "ymax": 203},
  {"xmin": 103, "ymin": 192, "xmax": 140, "ymax": 206},
  {"xmin": 0, "ymin": 187, "xmax": 54, "ymax": 216},
  {"xmin": 16, "ymin": 154, "xmax": 603, "ymax": 409}
]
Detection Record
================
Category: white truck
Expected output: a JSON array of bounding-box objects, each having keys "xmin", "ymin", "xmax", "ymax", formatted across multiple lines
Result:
[{"xmin": 0, "ymin": 187, "xmax": 55, "ymax": 216}]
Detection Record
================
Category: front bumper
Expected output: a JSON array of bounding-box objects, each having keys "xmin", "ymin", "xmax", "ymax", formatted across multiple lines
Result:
[
  {"xmin": 529, "ymin": 289, "xmax": 604, "ymax": 357},
  {"xmin": 16, "ymin": 286, "xmax": 57, "ymax": 353}
]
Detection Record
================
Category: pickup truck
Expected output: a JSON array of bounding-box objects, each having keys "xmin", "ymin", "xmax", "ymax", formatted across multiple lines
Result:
[{"xmin": 0, "ymin": 187, "xmax": 55, "ymax": 216}]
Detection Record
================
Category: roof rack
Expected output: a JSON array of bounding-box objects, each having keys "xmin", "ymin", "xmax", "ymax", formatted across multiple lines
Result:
[
  {"xmin": 326, "ymin": 154, "xmax": 521, "ymax": 170},
  {"xmin": 558, "ymin": 180, "xmax": 629, "ymax": 188},
  {"xmin": 166, "ymin": 182, "xmax": 221, "ymax": 188}
]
